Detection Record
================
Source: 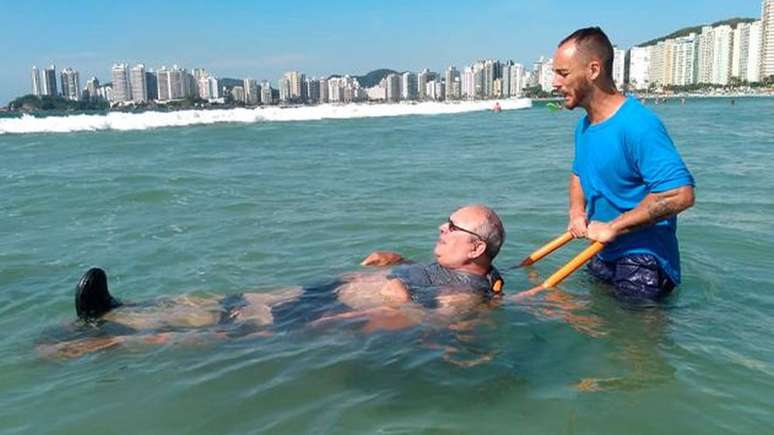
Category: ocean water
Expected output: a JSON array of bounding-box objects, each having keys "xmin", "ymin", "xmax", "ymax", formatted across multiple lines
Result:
[{"xmin": 2, "ymin": 97, "xmax": 773, "ymax": 434}]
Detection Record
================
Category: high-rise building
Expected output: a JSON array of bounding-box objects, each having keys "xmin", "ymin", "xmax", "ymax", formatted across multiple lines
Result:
[
  {"xmin": 401, "ymin": 72, "xmax": 417, "ymax": 100},
  {"xmin": 111, "ymin": 64, "xmax": 131, "ymax": 102},
  {"xmin": 473, "ymin": 63, "xmax": 485, "ymax": 97},
  {"xmin": 482, "ymin": 60, "xmax": 500, "ymax": 97},
  {"xmin": 299, "ymin": 74, "xmax": 309, "ymax": 102},
  {"xmin": 711, "ymin": 25, "xmax": 733, "ymax": 85},
  {"xmin": 280, "ymin": 71, "xmax": 305, "ymax": 103},
  {"xmin": 461, "ymin": 66, "xmax": 474, "ymax": 99},
  {"xmin": 60, "ymin": 67, "xmax": 81, "ymax": 100},
  {"xmin": 367, "ymin": 84, "xmax": 386, "ymax": 101},
  {"xmin": 673, "ymin": 34, "xmax": 699, "ymax": 86},
  {"xmin": 501, "ymin": 63, "xmax": 512, "ymax": 97},
  {"xmin": 762, "ymin": 0, "xmax": 774, "ymax": 78},
  {"xmin": 417, "ymin": 68, "xmax": 430, "ymax": 100},
  {"xmin": 244, "ymin": 79, "xmax": 259, "ymax": 104},
  {"xmin": 492, "ymin": 78, "xmax": 503, "ymax": 97},
  {"xmin": 612, "ymin": 47, "xmax": 626, "ymax": 89},
  {"xmin": 327, "ymin": 78, "xmax": 342, "ymax": 103},
  {"xmin": 318, "ymin": 78, "xmax": 328, "ymax": 103},
  {"xmin": 509, "ymin": 63, "xmax": 525, "ymax": 96},
  {"xmin": 97, "ymin": 85, "xmax": 113, "ymax": 102},
  {"xmin": 425, "ymin": 80, "xmax": 444, "ymax": 101},
  {"xmin": 481, "ymin": 61, "xmax": 492, "ymax": 97},
  {"xmin": 444, "ymin": 66, "xmax": 461, "ymax": 100},
  {"xmin": 654, "ymin": 40, "xmax": 676, "ymax": 86},
  {"xmin": 449, "ymin": 76, "xmax": 461, "ymax": 99},
  {"xmin": 42, "ymin": 65, "xmax": 57, "ymax": 96},
  {"xmin": 207, "ymin": 77, "xmax": 220, "ymax": 99},
  {"xmin": 145, "ymin": 72, "xmax": 158, "ymax": 101},
  {"xmin": 157, "ymin": 69, "xmax": 170, "ymax": 101},
  {"xmin": 86, "ymin": 77, "xmax": 100, "ymax": 101},
  {"xmin": 662, "ymin": 37, "xmax": 680, "ymax": 86},
  {"xmin": 628, "ymin": 46, "xmax": 651, "ymax": 90},
  {"xmin": 197, "ymin": 76, "xmax": 209, "ymax": 100},
  {"xmin": 184, "ymin": 71, "xmax": 197, "ymax": 99},
  {"xmin": 192, "ymin": 68, "xmax": 208, "ymax": 82},
  {"xmin": 646, "ymin": 34, "xmax": 699, "ymax": 87},
  {"xmin": 697, "ymin": 26, "xmax": 715, "ymax": 83},
  {"xmin": 732, "ymin": 25, "xmax": 745, "ymax": 78},
  {"xmin": 198, "ymin": 75, "xmax": 220, "ymax": 100},
  {"xmin": 733, "ymin": 21, "xmax": 763, "ymax": 82},
  {"xmin": 385, "ymin": 73, "xmax": 401, "ymax": 102},
  {"xmin": 535, "ymin": 57, "xmax": 555, "ymax": 92},
  {"xmin": 130, "ymin": 64, "xmax": 148, "ymax": 103},
  {"xmin": 231, "ymin": 86, "xmax": 245, "ymax": 103},
  {"xmin": 31, "ymin": 66, "xmax": 42, "ymax": 96},
  {"xmin": 260, "ymin": 80, "xmax": 273, "ymax": 104},
  {"xmin": 747, "ymin": 21, "xmax": 763, "ymax": 82},
  {"xmin": 648, "ymin": 43, "xmax": 664, "ymax": 86},
  {"xmin": 278, "ymin": 76, "xmax": 291, "ymax": 103},
  {"xmin": 342, "ymin": 82, "xmax": 354, "ymax": 103},
  {"xmin": 305, "ymin": 78, "xmax": 321, "ymax": 104},
  {"xmin": 355, "ymin": 82, "xmax": 368, "ymax": 101},
  {"xmin": 156, "ymin": 66, "xmax": 187, "ymax": 101},
  {"xmin": 340, "ymin": 75, "xmax": 360, "ymax": 103}
]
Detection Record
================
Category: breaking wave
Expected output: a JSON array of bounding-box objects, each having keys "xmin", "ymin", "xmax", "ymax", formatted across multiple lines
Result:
[{"xmin": 0, "ymin": 98, "xmax": 531, "ymax": 135}]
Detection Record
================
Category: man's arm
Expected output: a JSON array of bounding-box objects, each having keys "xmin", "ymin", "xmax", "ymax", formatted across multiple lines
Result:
[
  {"xmin": 361, "ymin": 251, "xmax": 407, "ymax": 267},
  {"xmin": 313, "ymin": 279, "xmax": 421, "ymax": 333},
  {"xmin": 587, "ymin": 185, "xmax": 695, "ymax": 243},
  {"xmin": 568, "ymin": 174, "xmax": 588, "ymax": 238},
  {"xmin": 313, "ymin": 305, "xmax": 424, "ymax": 333}
]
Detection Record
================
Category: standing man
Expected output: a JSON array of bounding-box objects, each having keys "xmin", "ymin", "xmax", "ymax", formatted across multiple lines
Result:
[{"xmin": 552, "ymin": 27, "xmax": 695, "ymax": 300}]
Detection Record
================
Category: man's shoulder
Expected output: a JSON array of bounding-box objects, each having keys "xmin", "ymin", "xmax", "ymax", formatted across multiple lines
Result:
[
  {"xmin": 621, "ymin": 97, "xmax": 663, "ymax": 129},
  {"xmin": 606, "ymin": 98, "xmax": 667, "ymax": 147}
]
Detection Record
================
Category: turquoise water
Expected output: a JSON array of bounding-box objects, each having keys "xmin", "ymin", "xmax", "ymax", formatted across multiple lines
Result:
[{"xmin": 2, "ymin": 98, "xmax": 773, "ymax": 434}]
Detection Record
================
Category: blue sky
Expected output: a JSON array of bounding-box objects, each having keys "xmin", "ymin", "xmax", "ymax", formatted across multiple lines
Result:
[{"xmin": 0, "ymin": 0, "xmax": 764, "ymax": 104}]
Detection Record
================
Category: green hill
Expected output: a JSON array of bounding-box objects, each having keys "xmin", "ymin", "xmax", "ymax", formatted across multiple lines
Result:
[
  {"xmin": 637, "ymin": 17, "xmax": 757, "ymax": 47},
  {"xmin": 219, "ymin": 78, "xmax": 243, "ymax": 89},
  {"xmin": 351, "ymin": 69, "xmax": 399, "ymax": 88},
  {"xmin": 8, "ymin": 95, "xmax": 108, "ymax": 112}
]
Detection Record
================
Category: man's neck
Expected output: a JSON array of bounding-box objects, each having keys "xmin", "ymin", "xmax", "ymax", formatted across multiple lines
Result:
[
  {"xmin": 583, "ymin": 85, "xmax": 626, "ymax": 125},
  {"xmin": 455, "ymin": 261, "xmax": 490, "ymax": 276}
]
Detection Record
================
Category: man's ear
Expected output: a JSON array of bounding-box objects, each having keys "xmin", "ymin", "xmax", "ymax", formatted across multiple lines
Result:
[
  {"xmin": 469, "ymin": 240, "xmax": 487, "ymax": 259},
  {"xmin": 588, "ymin": 60, "xmax": 601, "ymax": 81}
]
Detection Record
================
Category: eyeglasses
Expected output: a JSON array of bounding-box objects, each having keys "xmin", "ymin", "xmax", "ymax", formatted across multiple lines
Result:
[{"xmin": 447, "ymin": 218, "xmax": 485, "ymax": 241}]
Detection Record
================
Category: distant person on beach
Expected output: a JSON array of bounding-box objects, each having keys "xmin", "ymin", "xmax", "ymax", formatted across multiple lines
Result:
[
  {"xmin": 550, "ymin": 27, "xmax": 695, "ymax": 300},
  {"xmin": 39, "ymin": 205, "xmax": 505, "ymax": 358}
]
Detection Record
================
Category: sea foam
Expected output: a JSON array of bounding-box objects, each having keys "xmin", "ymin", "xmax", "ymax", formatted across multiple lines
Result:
[{"xmin": 0, "ymin": 98, "xmax": 531, "ymax": 135}]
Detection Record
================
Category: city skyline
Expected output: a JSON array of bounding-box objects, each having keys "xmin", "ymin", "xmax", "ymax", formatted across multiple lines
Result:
[{"xmin": 1, "ymin": 0, "xmax": 766, "ymax": 104}]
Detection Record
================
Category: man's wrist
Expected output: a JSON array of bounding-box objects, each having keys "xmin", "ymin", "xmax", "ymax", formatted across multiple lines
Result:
[
  {"xmin": 608, "ymin": 217, "xmax": 626, "ymax": 235},
  {"xmin": 569, "ymin": 210, "xmax": 586, "ymax": 219}
]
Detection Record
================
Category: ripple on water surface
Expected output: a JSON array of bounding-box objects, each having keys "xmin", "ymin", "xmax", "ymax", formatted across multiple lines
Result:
[{"xmin": 1, "ymin": 98, "xmax": 774, "ymax": 434}]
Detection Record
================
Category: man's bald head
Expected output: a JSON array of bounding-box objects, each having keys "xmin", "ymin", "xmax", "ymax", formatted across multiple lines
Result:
[
  {"xmin": 558, "ymin": 27, "xmax": 615, "ymax": 83},
  {"xmin": 458, "ymin": 204, "xmax": 505, "ymax": 260},
  {"xmin": 434, "ymin": 204, "xmax": 505, "ymax": 273}
]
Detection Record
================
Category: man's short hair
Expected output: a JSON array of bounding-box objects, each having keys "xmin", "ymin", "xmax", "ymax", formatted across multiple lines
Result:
[
  {"xmin": 559, "ymin": 27, "xmax": 614, "ymax": 81},
  {"xmin": 470, "ymin": 206, "xmax": 505, "ymax": 260}
]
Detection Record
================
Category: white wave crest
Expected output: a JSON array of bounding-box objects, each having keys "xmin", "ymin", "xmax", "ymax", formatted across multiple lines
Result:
[{"xmin": 0, "ymin": 98, "xmax": 531, "ymax": 135}]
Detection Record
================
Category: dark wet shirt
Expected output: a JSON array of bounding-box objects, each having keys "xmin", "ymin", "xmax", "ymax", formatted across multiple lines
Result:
[{"xmin": 387, "ymin": 262, "xmax": 501, "ymax": 308}]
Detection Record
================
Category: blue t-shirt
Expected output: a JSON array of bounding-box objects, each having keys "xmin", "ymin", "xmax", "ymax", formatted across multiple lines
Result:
[{"xmin": 572, "ymin": 97, "xmax": 694, "ymax": 283}]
